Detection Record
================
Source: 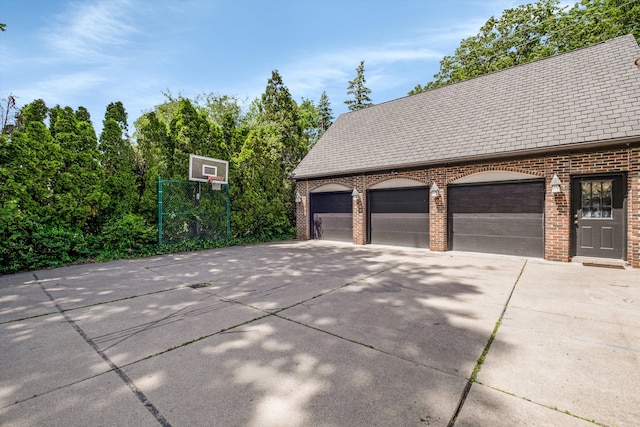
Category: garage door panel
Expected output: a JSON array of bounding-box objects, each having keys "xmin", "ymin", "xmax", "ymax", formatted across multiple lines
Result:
[
  {"xmin": 369, "ymin": 189, "xmax": 429, "ymax": 248},
  {"xmin": 310, "ymin": 192, "xmax": 352, "ymax": 242},
  {"xmin": 449, "ymin": 181, "xmax": 544, "ymax": 258},
  {"xmin": 452, "ymin": 235, "xmax": 543, "ymax": 257},
  {"xmin": 449, "ymin": 182, "xmax": 543, "ymax": 213},
  {"xmin": 370, "ymin": 213, "xmax": 429, "ymax": 247},
  {"xmin": 313, "ymin": 213, "xmax": 352, "ymax": 242},
  {"xmin": 452, "ymin": 213, "xmax": 543, "ymax": 238}
]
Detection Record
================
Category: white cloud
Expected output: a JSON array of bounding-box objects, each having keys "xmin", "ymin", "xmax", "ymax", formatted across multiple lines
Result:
[
  {"xmin": 46, "ymin": 0, "xmax": 139, "ymax": 63},
  {"xmin": 18, "ymin": 71, "xmax": 108, "ymax": 106}
]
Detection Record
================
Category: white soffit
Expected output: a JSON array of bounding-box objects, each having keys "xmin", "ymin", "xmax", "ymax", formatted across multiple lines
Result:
[
  {"xmin": 369, "ymin": 178, "xmax": 427, "ymax": 189},
  {"xmin": 310, "ymin": 183, "xmax": 352, "ymax": 193},
  {"xmin": 452, "ymin": 171, "xmax": 540, "ymax": 184}
]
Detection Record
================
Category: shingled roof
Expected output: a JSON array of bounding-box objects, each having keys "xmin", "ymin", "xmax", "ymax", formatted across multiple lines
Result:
[{"xmin": 293, "ymin": 34, "xmax": 640, "ymax": 179}]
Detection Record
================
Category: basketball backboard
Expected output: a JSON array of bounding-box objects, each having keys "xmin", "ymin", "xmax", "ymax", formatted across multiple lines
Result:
[{"xmin": 189, "ymin": 154, "xmax": 229, "ymax": 184}]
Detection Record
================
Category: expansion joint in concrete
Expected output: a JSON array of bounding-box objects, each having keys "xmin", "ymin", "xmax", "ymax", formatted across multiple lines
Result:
[{"xmin": 447, "ymin": 260, "xmax": 528, "ymax": 426}]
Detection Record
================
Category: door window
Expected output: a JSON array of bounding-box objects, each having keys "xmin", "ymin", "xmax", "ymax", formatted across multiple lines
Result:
[{"xmin": 581, "ymin": 180, "xmax": 612, "ymax": 219}]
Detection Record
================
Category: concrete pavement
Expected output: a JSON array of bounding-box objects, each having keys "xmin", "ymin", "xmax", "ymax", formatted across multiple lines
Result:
[{"xmin": 1, "ymin": 241, "xmax": 638, "ymax": 426}]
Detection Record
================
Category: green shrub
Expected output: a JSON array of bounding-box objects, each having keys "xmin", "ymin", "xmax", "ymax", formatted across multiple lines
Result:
[{"xmin": 98, "ymin": 214, "xmax": 157, "ymax": 260}]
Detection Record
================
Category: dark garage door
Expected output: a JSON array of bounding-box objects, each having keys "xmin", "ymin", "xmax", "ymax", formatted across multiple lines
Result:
[
  {"xmin": 310, "ymin": 192, "xmax": 352, "ymax": 242},
  {"xmin": 368, "ymin": 188, "xmax": 429, "ymax": 248},
  {"xmin": 448, "ymin": 181, "xmax": 544, "ymax": 257}
]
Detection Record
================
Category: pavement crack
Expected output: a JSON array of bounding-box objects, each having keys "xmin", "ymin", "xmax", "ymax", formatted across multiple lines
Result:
[
  {"xmin": 1, "ymin": 369, "xmax": 115, "ymax": 410},
  {"xmin": 482, "ymin": 384, "xmax": 609, "ymax": 427},
  {"xmin": 31, "ymin": 273, "xmax": 173, "ymax": 427},
  {"xmin": 447, "ymin": 259, "xmax": 528, "ymax": 427}
]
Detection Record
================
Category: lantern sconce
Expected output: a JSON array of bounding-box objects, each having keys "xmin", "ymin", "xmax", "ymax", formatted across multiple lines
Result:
[
  {"xmin": 430, "ymin": 182, "xmax": 440, "ymax": 199},
  {"xmin": 351, "ymin": 188, "xmax": 360, "ymax": 201},
  {"xmin": 551, "ymin": 174, "xmax": 563, "ymax": 194},
  {"xmin": 295, "ymin": 192, "xmax": 302, "ymax": 203}
]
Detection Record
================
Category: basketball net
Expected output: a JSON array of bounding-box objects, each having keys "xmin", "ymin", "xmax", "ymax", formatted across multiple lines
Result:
[{"xmin": 207, "ymin": 175, "xmax": 222, "ymax": 190}]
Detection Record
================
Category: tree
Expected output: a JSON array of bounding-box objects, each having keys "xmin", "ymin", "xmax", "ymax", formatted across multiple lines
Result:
[
  {"xmin": 345, "ymin": 60, "xmax": 373, "ymax": 111},
  {"xmin": 317, "ymin": 91, "xmax": 334, "ymax": 137},
  {"xmin": 104, "ymin": 101, "xmax": 129, "ymax": 136},
  {"xmin": 49, "ymin": 105, "xmax": 107, "ymax": 230},
  {"xmin": 297, "ymin": 98, "xmax": 320, "ymax": 149},
  {"xmin": 196, "ymin": 93, "xmax": 248, "ymax": 156},
  {"xmin": 409, "ymin": 0, "xmax": 640, "ymax": 95},
  {"xmin": 167, "ymin": 98, "xmax": 228, "ymax": 179},
  {"xmin": 134, "ymin": 111, "xmax": 169, "ymax": 222},
  {"xmin": 99, "ymin": 103, "xmax": 138, "ymax": 222},
  {"xmin": 0, "ymin": 100, "xmax": 63, "ymax": 227},
  {"xmin": 552, "ymin": 0, "xmax": 640, "ymax": 52},
  {"xmin": 230, "ymin": 129, "xmax": 291, "ymax": 237},
  {"xmin": 1, "ymin": 94, "xmax": 18, "ymax": 134},
  {"xmin": 0, "ymin": 100, "xmax": 66, "ymax": 270},
  {"xmin": 258, "ymin": 70, "xmax": 306, "ymax": 175}
]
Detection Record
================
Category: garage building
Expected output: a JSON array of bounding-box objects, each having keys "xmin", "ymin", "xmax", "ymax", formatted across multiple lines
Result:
[{"xmin": 292, "ymin": 35, "xmax": 640, "ymax": 267}]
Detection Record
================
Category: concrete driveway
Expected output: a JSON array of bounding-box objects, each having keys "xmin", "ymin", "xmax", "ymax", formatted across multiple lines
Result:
[{"xmin": 1, "ymin": 241, "xmax": 638, "ymax": 426}]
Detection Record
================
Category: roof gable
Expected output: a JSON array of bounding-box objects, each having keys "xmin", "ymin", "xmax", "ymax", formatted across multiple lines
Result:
[{"xmin": 294, "ymin": 35, "xmax": 640, "ymax": 179}]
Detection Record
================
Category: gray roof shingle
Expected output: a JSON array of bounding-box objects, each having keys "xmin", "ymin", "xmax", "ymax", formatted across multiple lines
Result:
[{"xmin": 293, "ymin": 35, "xmax": 640, "ymax": 179}]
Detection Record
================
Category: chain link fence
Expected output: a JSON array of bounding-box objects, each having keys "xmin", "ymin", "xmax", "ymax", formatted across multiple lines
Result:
[{"xmin": 158, "ymin": 179, "xmax": 230, "ymax": 244}]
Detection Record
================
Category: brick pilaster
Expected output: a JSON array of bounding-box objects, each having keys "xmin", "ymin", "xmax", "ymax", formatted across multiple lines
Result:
[
  {"xmin": 430, "ymin": 167, "xmax": 447, "ymax": 251},
  {"xmin": 352, "ymin": 175, "xmax": 367, "ymax": 245},
  {"xmin": 545, "ymin": 155, "xmax": 571, "ymax": 262}
]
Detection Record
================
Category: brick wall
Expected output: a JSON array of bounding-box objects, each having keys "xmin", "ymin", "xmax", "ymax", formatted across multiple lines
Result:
[{"xmin": 295, "ymin": 146, "xmax": 640, "ymax": 267}]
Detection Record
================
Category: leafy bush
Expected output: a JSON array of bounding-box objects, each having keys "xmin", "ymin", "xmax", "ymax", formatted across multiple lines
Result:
[
  {"xmin": 0, "ymin": 223, "xmax": 98, "ymax": 273},
  {"xmin": 97, "ymin": 214, "xmax": 156, "ymax": 260}
]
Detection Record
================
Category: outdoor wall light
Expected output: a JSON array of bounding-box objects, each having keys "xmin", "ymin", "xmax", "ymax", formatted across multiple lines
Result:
[
  {"xmin": 295, "ymin": 192, "xmax": 302, "ymax": 203},
  {"xmin": 551, "ymin": 174, "xmax": 563, "ymax": 194},
  {"xmin": 430, "ymin": 182, "xmax": 440, "ymax": 198},
  {"xmin": 352, "ymin": 188, "xmax": 360, "ymax": 201}
]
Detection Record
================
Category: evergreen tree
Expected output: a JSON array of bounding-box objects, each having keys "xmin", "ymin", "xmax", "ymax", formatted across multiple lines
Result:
[
  {"xmin": 317, "ymin": 91, "xmax": 333, "ymax": 137},
  {"xmin": 255, "ymin": 70, "xmax": 307, "ymax": 227},
  {"xmin": 297, "ymin": 98, "xmax": 319, "ymax": 149},
  {"xmin": 49, "ymin": 105, "xmax": 107, "ymax": 229},
  {"xmin": 134, "ymin": 111, "xmax": 169, "ymax": 222},
  {"xmin": 167, "ymin": 99, "xmax": 228, "ymax": 179},
  {"xmin": 258, "ymin": 70, "xmax": 306, "ymax": 175},
  {"xmin": 230, "ymin": 129, "xmax": 290, "ymax": 237},
  {"xmin": 104, "ymin": 101, "xmax": 129, "ymax": 136},
  {"xmin": 345, "ymin": 60, "xmax": 373, "ymax": 111},
  {"xmin": 99, "ymin": 103, "xmax": 138, "ymax": 222},
  {"xmin": 0, "ymin": 100, "xmax": 62, "ymax": 229}
]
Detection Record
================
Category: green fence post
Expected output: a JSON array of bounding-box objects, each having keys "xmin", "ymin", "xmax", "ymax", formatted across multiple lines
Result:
[
  {"xmin": 158, "ymin": 178, "xmax": 163, "ymax": 244},
  {"xmin": 226, "ymin": 184, "xmax": 231, "ymax": 241}
]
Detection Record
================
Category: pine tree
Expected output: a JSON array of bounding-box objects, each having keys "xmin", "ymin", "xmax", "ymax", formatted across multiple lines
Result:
[
  {"xmin": 317, "ymin": 91, "xmax": 333, "ymax": 136},
  {"xmin": 345, "ymin": 60, "xmax": 373, "ymax": 111}
]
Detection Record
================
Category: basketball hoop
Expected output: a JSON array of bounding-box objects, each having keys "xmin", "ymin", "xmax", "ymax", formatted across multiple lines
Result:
[{"xmin": 207, "ymin": 175, "xmax": 222, "ymax": 190}]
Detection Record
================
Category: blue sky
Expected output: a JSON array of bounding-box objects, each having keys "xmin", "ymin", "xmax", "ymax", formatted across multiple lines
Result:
[{"xmin": 0, "ymin": 0, "xmax": 524, "ymax": 132}]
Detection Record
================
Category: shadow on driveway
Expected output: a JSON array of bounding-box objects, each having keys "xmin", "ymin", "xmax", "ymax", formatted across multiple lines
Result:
[{"xmin": 1, "ymin": 241, "xmax": 637, "ymax": 426}]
